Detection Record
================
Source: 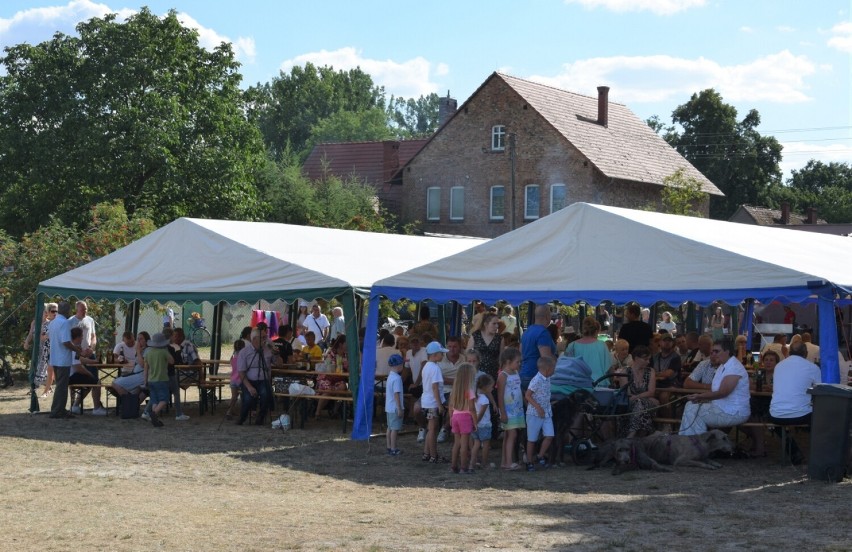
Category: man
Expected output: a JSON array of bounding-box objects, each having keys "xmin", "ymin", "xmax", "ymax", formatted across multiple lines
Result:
[
  {"xmin": 652, "ymin": 333, "xmax": 683, "ymax": 419},
  {"xmin": 769, "ymin": 341, "xmax": 821, "ymax": 464},
  {"xmin": 328, "ymin": 307, "xmax": 345, "ymax": 342},
  {"xmin": 303, "ymin": 304, "xmax": 330, "ymax": 348},
  {"xmin": 683, "ymin": 350, "xmax": 720, "ymax": 390},
  {"xmin": 237, "ymin": 329, "xmax": 278, "ymax": 426},
  {"xmin": 436, "ymin": 335, "xmax": 467, "ymax": 443},
  {"xmin": 49, "ymin": 301, "xmax": 87, "ymax": 418},
  {"xmin": 761, "ymin": 334, "xmax": 788, "ymax": 360},
  {"xmin": 63, "ymin": 300, "xmax": 106, "ymax": 414},
  {"xmin": 682, "ymin": 331, "xmax": 704, "ymax": 370},
  {"xmin": 618, "ymin": 303, "xmax": 653, "ymax": 353},
  {"xmin": 801, "ymin": 332, "xmax": 820, "ymax": 364},
  {"xmin": 272, "ymin": 324, "xmax": 295, "ymax": 364},
  {"xmin": 675, "ymin": 335, "xmax": 688, "ymax": 362},
  {"xmin": 501, "ymin": 305, "xmax": 518, "ymax": 337},
  {"xmin": 162, "ymin": 306, "xmax": 175, "ymax": 329},
  {"xmin": 520, "ymin": 305, "xmax": 556, "ymax": 391}
]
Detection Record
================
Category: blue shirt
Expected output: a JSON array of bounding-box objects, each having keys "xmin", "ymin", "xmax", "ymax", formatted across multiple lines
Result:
[
  {"xmin": 520, "ymin": 324, "xmax": 556, "ymax": 380},
  {"xmin": 47, "ymin": 315, "xmax": 73, "ymax": 367}
]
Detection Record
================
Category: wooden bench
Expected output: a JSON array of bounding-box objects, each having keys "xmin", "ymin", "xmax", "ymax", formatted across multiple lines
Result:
[
  {"xmin": 273, "ymin": 391, "xmax": 354, "ymax": 433},
  {"xmin": 68, "ymin": 383, "xmax": 114, "ymax": 414}
]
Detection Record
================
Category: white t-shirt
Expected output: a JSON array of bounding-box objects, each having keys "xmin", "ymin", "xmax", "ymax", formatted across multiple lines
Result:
[
  {"xmin": 438, "ymin": 355, "xmax": 466, "ymax": 383},
  {"xmin": 419, "ymin": 361, "xmax": 444, "ymax": 409},
  {"xmin": 475, "ymin": 393, "xmax": 491, "ymax": 427},
  {"xmin": 113, "ymin": 341, "xmax": 137, "ymax": 371},
  {"xmin": 770, "ymin": 355, "xmax": 821, "ymax": 419},
  {"xmin": 406, "ymin": 348, "xmax": 428, "ymax": 383},
  {"xmin": 70, "ymin": 315, "xmax": 96, "ymax": 349},
  {"xmin": 711, "ymin": 357, "xmax": 750, "ymax": 417},
  {"xmin": 385, "ymin": 371, "xmax": 404, "ymax": 413},
  {"xmin": 304, "ymin": 314, "xmax": 330, "ymax": 340},
  {"xmin": 375, "ymin": 346, "xmax": 396, "ymax": 377}
]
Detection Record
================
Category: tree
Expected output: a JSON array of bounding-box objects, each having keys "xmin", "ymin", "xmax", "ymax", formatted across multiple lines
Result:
[
  {"xmin": 387, "ymin": 93, "xmax": 441, "ymax": 138},
  {"xmin": 767, "ymin": 160, "xmax": 852, "ymax": 223},
  {"xmin": 304, "ymin": 108, "xmax": 394, "ymax": 154},
  {"xmin": 248, "ymin": 63, "xmax": 386, "ymax": 160},
  {"xmin": 659, "ymin": 168, "xmax": 706, "ymax": 217},
  {"xmin": 659, "ymin": 89, "xmax": 782, "ymax": 219},
  {"xmin": 0, "ymin": 8, "xmax": 267, "ymax": 236}
]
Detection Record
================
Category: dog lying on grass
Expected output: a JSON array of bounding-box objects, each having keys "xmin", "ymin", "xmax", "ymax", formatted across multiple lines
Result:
[
  {"xmin": 638, "ymin": 429, "xmax": 733, "ymax": 470},
  {"xmin": 589, "ymin": 437, "xmax": 672, "ymax": 475}
]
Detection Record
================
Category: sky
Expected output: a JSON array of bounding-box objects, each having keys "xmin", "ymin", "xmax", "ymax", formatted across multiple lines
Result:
[{"xmin": 1, "ymin": 0, "xmax": 850, "ymax": 180}]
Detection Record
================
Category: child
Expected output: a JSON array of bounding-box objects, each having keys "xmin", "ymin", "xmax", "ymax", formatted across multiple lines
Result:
[
  {"xmin": 226, "ymin": 339, "xmax": 245, "ymax": 420},
  {"xmin": 524, "ymin": 356, "xmax": 556, "ymax": 471},
  {"xmin": 420, "ymin": 341, "xmax": 448, "ymax": 464},
  {"xmin": 448, "ymin": 363, "xmax": 477, "ymax": 474},
  {"xmin": 301, "ymin": 331, "xmax": 323, "ymax": 363},
  {"xmin": 470, "ymin": 373, "xmax": 494, "ymax": 470},
  {"xmin": 497, "ymin": 347, "xmax": 525, "ymax": 470},
  {"xmin": 143, "ymin": 332, "xmax": 173, "ymax": 428},
  {"xmin": 385, "ymin": 353, "xmax": 405, "ymax": 456}
]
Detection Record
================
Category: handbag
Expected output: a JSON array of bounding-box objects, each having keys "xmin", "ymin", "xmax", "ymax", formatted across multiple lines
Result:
[{"xmin": 119, "ymin": 393, "xmax": 140, "ymax": 419}]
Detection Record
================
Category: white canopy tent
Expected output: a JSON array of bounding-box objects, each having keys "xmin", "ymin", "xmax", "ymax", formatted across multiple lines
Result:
[
  {"xmin": 354, "ymin": 203, "xmax": 852, "ymax": 438},
  {"xmin": 35, "ymin": 217, "xmax": 487, "ymax": 392}
]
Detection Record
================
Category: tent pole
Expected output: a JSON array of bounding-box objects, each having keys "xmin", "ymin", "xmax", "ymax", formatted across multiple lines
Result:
[
  {"xmin": 352, "ymin": 295, "xmax": 380, "ymax": 439},
  {"xmin": 341, "ymin": 291, "xmax": 360, "ymax": 400},
  {"xmin": 817, "ymin": 292, "xmax": 840, "ymax": 383},
  {"xmin": 28, "ymin": 295, "xmax": 45, "ymax": 413},
  {"xmin": 437, "ymin": 303, "xmax": 447, "ymax": 344},
  {"xmin": 211, "ymin": 301, "xmax": 225, "ymax": 364}
]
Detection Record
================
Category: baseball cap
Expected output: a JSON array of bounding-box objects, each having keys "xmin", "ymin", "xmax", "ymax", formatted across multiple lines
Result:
[
  {"xmin": 425, "ymin": 341, "xmax": 449, "ymax": 355},
  {"xmin": 388, "ymin": 354, "xmax": 404, "ymax": 367}
]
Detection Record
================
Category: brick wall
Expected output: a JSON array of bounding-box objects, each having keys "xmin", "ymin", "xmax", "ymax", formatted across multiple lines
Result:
[{"xmin": 401, "ymin": 77, "xmax": 708, "ymax": 238}]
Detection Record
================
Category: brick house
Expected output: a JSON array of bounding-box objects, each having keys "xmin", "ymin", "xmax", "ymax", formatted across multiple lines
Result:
[
  {"xmin": 399, "ymin": 72, "xmax": 723, "ymax": 238},
  {"xmin": 729, "ymin": 203, "xmax": 852, "ymax": 236}
]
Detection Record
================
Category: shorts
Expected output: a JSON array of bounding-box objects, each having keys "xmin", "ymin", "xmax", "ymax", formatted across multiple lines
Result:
[
  {"xmin": 526, "ymin": 414, "xmax": 555, "ymax": 441},
  {"xmin": 450, "ymin": 410, "xmax": 474, "ymax": 435},
  {"xmin": 424, "ymin": 407, "xmax": 441, "ymax": 420},
  {"xmin": 472, "ymin": 425, "xmax": 493, "ymax": 442},
  {"xmin": 386, "ymin": 410, "xmax": 403, "ymax": 431},
  {"xmin": 148, "ymin": 381, "xmax": 170, "ymax": 404},
  {"xmin": 69, "ymin": 366, "xmax": 98, "ymax": 385}
]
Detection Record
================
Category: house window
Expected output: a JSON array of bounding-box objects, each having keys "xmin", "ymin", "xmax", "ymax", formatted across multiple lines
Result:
[
  {"xmin": 490, "ymin": 186, "xmax": 505, "ymax": 220},
  {"xmin": 525, "ymin": 184, "xmax": 540, "ymax": 220},
  {"xmin": 426, "ymin": 187, "xmax": 440, "ymax": 221},
  {"xmin": 491, "ymin": 125, "xmax": 506, "ymax": 151},
  {"xmin": 550, "ymin": 184, "xmax": 567, "ymax": 213},
  {"xmin": 449, "ymin": 186, "xmax": 464, "ymax": 221}
]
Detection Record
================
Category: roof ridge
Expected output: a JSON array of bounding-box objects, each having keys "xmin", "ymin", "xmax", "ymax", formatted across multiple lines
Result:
[{"xmin": 495, "ymin": 71, "xmax": 627, "ymax": 106}]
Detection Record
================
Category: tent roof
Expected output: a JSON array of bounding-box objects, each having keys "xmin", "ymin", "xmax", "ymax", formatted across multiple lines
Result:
[
  {"xmin": 39, "ymin": 218, "xmax": 486, "ymax": 301},
  {"xmin": 371, "ymin": 203, "xmax": 852, "ymax": 306}
]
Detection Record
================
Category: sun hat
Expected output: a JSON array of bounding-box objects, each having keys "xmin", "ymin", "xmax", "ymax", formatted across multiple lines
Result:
[{"xmin": 148, "ymin": 332, "xmax": 169, "ymax": 348}]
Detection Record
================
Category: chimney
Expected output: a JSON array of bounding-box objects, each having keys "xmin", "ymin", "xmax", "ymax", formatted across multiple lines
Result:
[
  {"xmin": 597, "ymin": 86, "xmax": 610, "ymax": 127},
  {"xmin": 438, "ymin": 90, "xmax": 457, "ymax": 127},
  {"xmin": 780, "ymin": 202, "xmax": 790, "ymax": 225},
  {"xmin": 806, "ymin": 207, "xmax": 817, "ymax": 224}
]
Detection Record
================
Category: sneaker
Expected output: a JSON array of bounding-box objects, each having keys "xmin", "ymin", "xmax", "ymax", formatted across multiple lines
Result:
[
  {"xmin": 140, "ymin": 412, "xmax": 151, "ymax": 421},
  {"xmin": 70, "ymin": 404, "xmax": 82, "ymax": 415},
  {"xmin": 390, "ymin": 449, "xmax": 403, "ymax": 456},
  {"xmin": 175, "ymin": 414, "xmax": 190, "ymax": 421},
  {"xmin": 437, "ymin": 428, "xmax": 448, "ymax": 443},
  {"xmin": 526, "ymin": 462, "xmax": 536, "ymax": 472},
  {"xmin": 537, "ymin": 456, "xmax": 549, "ymax": 469},
  {"xmin": 91, "ymin": 407, "xmax": 108, "ymax": 416},
  {"xmin": 417, "ymin": 428, "xmax": 426, "ymax": 443}
]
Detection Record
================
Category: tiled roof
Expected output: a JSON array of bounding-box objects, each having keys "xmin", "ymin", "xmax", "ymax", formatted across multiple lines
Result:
[
  {"xmin": 496, "ymin": 73, "xmax": 723, "ymax": 196},
  {"xmin": 302, "ymin": 140, "xmax": 427, "ymax": 186},
  {"xmin": 738, "ymin": 205, "xmax": 827, "ymax": 226}
]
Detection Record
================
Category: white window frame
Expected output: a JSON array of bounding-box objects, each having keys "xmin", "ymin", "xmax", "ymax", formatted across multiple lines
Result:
[
  {"xmin": 524, "ymin": 184, "xmax": 540, "ymax": 220},
  {"xmin": 449, "ymin": 186, "xmax": 464, "ymax": 221},
  {"xmin": 426, "ymin": 187, "xmax": 441, "ymax": 221},
  {"xmin": 490, "ymin": 185, "xmax": 505, "ymax": 221},
  {"xmin": 491, "ymin": 125, "xmax": 506, "ymax": 151},
  {"xmin": 550, "ymin": 183, "xmax": 567, "ymax": 213}
]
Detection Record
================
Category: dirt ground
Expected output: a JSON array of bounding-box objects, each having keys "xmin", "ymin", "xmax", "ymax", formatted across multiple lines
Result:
[{"xmin": 0, "ymin": 377, "xmax": 848, "ymax": 552}]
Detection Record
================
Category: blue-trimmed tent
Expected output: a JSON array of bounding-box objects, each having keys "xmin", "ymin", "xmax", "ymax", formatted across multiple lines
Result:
[
  {"xmin": 33, "ymin": 218, "xmax": 486, "ymax": 394},
  {"xmin": 353, "ymin": 203, "xmax": 852, "ymax": 439}
]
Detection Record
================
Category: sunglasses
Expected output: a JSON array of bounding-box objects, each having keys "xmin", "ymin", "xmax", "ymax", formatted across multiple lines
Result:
[{"xmin": 49, "ymin": 310, "xmax": 58, "ymax": 313}]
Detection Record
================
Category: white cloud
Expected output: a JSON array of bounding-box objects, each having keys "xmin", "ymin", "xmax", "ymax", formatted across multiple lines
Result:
[
  {"xmin": 776, "ymin": 25, "xmax": 796, "ymax": 33},
  {"xmin": 563, "ymin": 0, "xmax": 706, "ymax": 15},
  {"xmin": 280, "ymin": 47, "xmax": 446, "ymax": 98},
  {"xmin": 0, "ymin": 1, "xmax": 255, "ymax": 64},
  {"xmin": 528, "ymin": 50, "xmax": 818, "ymax": 104},
  {"xmin": 779, "ymin": 141, "xmax": 852, "ymax": 180},
  {"xmin": 827, "ymin": 21, "xmax": 852, "ymax": 53},
  {"xmin": 740, "ymin": 26, "xmax": 754, "ymax": 33}
]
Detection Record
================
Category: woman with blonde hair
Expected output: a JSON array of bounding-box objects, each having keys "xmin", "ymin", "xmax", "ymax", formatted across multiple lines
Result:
[{"xmin": 27, "ymin": 303, "xmax": 58, "ymax": 397}]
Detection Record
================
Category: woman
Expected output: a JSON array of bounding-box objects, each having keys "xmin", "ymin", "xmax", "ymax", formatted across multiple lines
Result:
[
  {"xmin": 468, "ymin": 313, "xmax": 503, "ymax": 380},
  {"xmin": 621, "ymin": 345, "xmax": 658, "ymax": 438},
  {"xmin": 657, "ymin": 311, "xmax": 676, "ymax": 336},
  {"xmin": 29, "ymin": 303, "xmax": 58, "ymax": 397},
  {"xmin": 680, "ymin": 339, "xmax": 750, "ymax": 435},
  {"xmin": 710, "ymin": 307, "xmax": 725, "ymax": 341},
  {"xmin": 296, "ymin": 302, "xmax": 310, "ymax": 331},
  {"xmin": 111, "ymin": 331, "xmax": 149, "ymax": 396},
  {"xmin": 734, "ymin": 334, "xmax": 750, "ymax": 366},
  {"xmin": 565, "ymin": 316, "xmax": 612, "ymax": 385}
]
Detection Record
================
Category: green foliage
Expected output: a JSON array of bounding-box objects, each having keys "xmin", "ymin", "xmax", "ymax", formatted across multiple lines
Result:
[
  {"xmin": 660, "ymin": 89, "xmax": 782, "ymax": 220},
  {"xmin": 659, "ymin": 168, "xmax": 706, "ymax": 217},
  {"xmin": 387, "ymin": 93, "xmax": 441, "ymax": 138},
  {"xmin": 767, "ymin": 160, "xmax": 852, "ymax": 223},
  {"xmin": 305, "ymin": 108, "xmax": 395, "ymax": 154},
  {"xmin": 0, "ymin": 7, "xmax": 267, "ymax": 236},
  {"xmin": 0, "ymin": 201, "xmax": 154, "ymax": 347},
  {"xmin": 249, "ymin": 63, "xmax": 386, "ymax": 160}
]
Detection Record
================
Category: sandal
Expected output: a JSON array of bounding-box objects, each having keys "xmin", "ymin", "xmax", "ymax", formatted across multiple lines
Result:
[
  {"xmin": 428, "ymin": 456, "xmax": 449, "ymax": 464},
  {"xmin": 421, "ymin": 453, "xmax": 431, "ymax": 462},
  {"xmin": 501, "ymin": 463, "xmax": 521, "ymax": 471}
]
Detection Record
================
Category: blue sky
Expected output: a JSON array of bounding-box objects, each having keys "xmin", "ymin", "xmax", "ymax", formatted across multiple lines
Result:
[{"xmin": 2, "ymin": 0, "xmax": 850, "ymax": 179}]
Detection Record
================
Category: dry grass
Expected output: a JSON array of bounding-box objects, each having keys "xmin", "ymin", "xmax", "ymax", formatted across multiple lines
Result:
[{"xmin": 0, "ymin": 380, "xmax": 848, "ymax": 552}]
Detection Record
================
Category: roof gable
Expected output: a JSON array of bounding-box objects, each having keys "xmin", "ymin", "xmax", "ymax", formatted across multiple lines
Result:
[
  {"xmin": 303, "ymin": 140, "xmax": 427, "ymax": 186},
  {"xmin": 735, "ymin": 205, "xmax": 827, "ymax": 226}
]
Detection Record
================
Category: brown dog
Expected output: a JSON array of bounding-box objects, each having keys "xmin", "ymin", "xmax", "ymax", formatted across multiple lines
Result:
[
  {"xmin": 639, "ymin": 429, "xmax": 733, "ymax": 469},
  {"xmin": 590, "ymin": 438, "xmax": 672, "ymax": 475}
]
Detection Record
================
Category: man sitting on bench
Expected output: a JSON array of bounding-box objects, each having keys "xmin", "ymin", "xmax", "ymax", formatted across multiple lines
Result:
[
  {"xmin": 69, "ymin": 327, "xmax": 107, "ymax": 415},
  {"xmin": 769, "ymin": 340, "xmax": 821, "ymax": 464}
]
